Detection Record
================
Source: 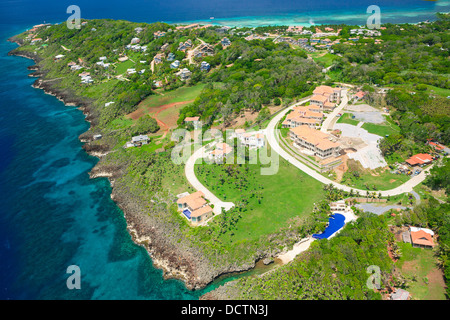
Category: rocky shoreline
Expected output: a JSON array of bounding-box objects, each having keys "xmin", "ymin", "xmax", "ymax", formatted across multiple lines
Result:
[{"xmin": 7, "ymin": 35, "xmax": 273, "ymax": 293}]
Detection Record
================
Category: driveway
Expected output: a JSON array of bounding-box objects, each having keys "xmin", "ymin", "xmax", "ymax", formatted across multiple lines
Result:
[
  {"xmin": 185, "ymin": 145, "xmax": 235, "ymax": 214},
  {"xmin": 320, "ymin": 89, "xmax": 349, "ymax": 133}
]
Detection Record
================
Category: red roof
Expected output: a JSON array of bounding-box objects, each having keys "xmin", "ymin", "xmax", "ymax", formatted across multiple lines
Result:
[
  {"xmin": 429, "ymin": 141, "xmax": 445, "ymax": 151},
  {"xmin": 411, "ymin": 230, "xmax": 434, "ymax": 247},
  {"xmin": 405, "ymin": 153, "xmax": 433, "ymax": 166},
  {"xmin": 354, "ymin": 91, "xmax": 366, "ymax": 98}
]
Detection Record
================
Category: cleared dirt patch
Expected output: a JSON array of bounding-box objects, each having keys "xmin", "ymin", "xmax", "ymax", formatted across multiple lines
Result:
[
  {"xmin": 127, "ymin": 100, "xmax": 194, "ymax": 135},
  {"xmin": 227, "ymin": 110, "xmax": 259, "ymax": 129}
]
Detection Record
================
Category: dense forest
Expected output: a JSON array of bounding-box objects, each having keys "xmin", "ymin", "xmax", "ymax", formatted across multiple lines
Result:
[
  {"xmin": 178, "ymin": 39, "xmax": 322, "ymax": 127},
  {"xmin": 378, "ymin": 88, "xmax": 449, "ymax": 161}
]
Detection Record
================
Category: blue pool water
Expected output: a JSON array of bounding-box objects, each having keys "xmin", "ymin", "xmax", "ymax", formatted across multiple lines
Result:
[
  {"xmin": 313, "ymin": 214, "xmax": 346, "ymax": 240},
  {"xmin": 183, "ymin": 210, "xmax": 191, "ymax": 219}
]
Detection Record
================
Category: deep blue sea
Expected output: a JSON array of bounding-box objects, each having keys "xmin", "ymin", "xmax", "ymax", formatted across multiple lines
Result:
[{"xmin": 0, "ymin": 0, "xmax": 448, "ymax": 300}]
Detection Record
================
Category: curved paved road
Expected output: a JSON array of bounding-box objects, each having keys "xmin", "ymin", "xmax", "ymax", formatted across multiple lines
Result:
[
  {"xmin": 320, "ymin": 89, "xmax": 348, "ymax": 133},
  {"xmin": 266, "ymin": 97, "xmax": 432, "ymax": 197},
  {"xmin": 185, "ymin": 146, "xmax": 235, "ymax": 214}
]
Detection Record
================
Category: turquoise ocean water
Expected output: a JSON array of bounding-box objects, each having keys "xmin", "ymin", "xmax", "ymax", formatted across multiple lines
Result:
[{"xmin": 0, "ymin": 0, "xmax": 448, "ymax": 300}]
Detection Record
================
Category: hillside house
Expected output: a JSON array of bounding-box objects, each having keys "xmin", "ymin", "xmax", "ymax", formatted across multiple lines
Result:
[
  {"xmin": 184, "ymin": 116, "xmax": 201, "ymax": 129},
  {"xmin": 176, "ymin": 68, "xmax": 192, "ymax": 80},
  {"xmin": 130, "ymin": 37, "xmax": 140, "ymax": 44},
  {"xmin": 410, "ymin": 227, "xmax": 435, "ymax": 249},
  {"xmin": 177, "ymin": 191, "xmax": 213, "ymax": 226},
  {"xmin": 167, "ymin": 52, "xmax": 176, "ymax": 61},
  {"xmin": 236, "ymin": 130, "xmax": 265, "ymax": 149},
  {"xmin": 194, "ymin": 43, "xmax": 215, "ymax": 57},
  {"xmin": 200, "ymin": 61, "xmax": 210, "ymax": 71},
  {"xmin": 405, "ymin": 153, "xmax": 433, "ymax": 167},
  {"xmin": 221, "ymin": 37, "xmax": 231, "ymax": 48},
  {"xmin": 131, "ymin": 135, "xmax": 149, "ymax": 146},
  {"xmin": 282, "ymin": 106, "xmax": 324, "ymax": 129},
  {"xmin": 160, "ymin": 43, "xmax": 169, "ymax": 52},
  {"xmin": 153, "ymin": 53, "xmax": 165, "ymax": 65},
  {"xmin": 178, "ymin": 39, "xmax": 193, "ymax": 52},
  {"xmin": 153, "ymin": 30, "xmax": 166, "ymax": 38},
  {"xmin": 208, "ymin": 143, "xmax": 233, "ymax": 162}
]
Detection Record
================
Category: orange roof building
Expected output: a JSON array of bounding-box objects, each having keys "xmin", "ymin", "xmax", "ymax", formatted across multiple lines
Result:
[
  {"xmin": 410, "ymin": 229, "xmax": 435, "ymax": 248},
  {"xmin": 313, "ymin": 85, "xmax": 341, "ymax": 103},
  {"xmin": 405, "ymin": 153, "xmax": 433, "ymax": 166},
  {"xmin": 428, "ymin": 141, "xmax": 446, "ymax": 152},
  {"xmin": 283, "ymin": 106, "xmax": 324, "ymax": 129},
  {"xmin": 184, "ymin": 116, "xmax": 200, "ymax": 122},
  {"xmin": 177, "ymin": 191, "xmax": 213, "ymax": 225},
  {"xmin": 290, "ymin": 125, "xmax": 340, "ymax": 159},
  {"xmin": 177, "ymin": 191, "xmax": 206, "ymax": 210},
  {"xmin": 209, "ymin": 143, "xmax": 233, "ymax": 161}
]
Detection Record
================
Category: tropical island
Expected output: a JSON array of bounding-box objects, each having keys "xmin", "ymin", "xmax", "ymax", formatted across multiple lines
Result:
[{"xmin": 7, "ymin": 13, "xmax": 450, "ymax": 299}]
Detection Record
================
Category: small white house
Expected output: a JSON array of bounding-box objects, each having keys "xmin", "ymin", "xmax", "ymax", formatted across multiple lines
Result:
[
  {"xmin": 236, "ymin": 129, "xmax": 265, "ymax": 149},
  {"xmin": 132, "ymin": 135, "xmax": 149, "ymax": 144}
]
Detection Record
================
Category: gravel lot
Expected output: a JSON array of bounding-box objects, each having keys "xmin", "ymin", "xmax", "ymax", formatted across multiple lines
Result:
[
  {"xmin": 345, "ymin": 104, "xmax": 385, "ymax": 124},
  {"xmin": 335, "ymin": 123, "xmax": 387, "ymax": 169}
]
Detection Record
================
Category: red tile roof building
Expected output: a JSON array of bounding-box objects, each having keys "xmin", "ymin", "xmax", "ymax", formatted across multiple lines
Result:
[
  {"xmin": 410, "ymin": 229, "xmax": 435, "ymax": 248},
  {"xmin": 282, "ymin": 106, "xmax": 324, "ymax": 129},
  {"xmin": 405, "ymin": 153, "xmax": 433, "ymax": 166}
]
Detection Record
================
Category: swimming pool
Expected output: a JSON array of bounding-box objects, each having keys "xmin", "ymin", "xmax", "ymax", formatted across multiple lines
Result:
[
  {"xmin": 183, "ymin": 209, "xmax": 191, "ymax": 219},
  {"xmin": 313, "ymin": 213, "xmax": 346, "ymax": 240}
]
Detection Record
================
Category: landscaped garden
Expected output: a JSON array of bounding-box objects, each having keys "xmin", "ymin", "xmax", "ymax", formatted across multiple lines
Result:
[{"xmin": 195, "ymin": 147, "xmax": 326, "ymax": 243}]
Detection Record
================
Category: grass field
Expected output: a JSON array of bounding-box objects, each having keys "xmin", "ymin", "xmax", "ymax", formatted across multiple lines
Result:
[
  {"xmin": 362, "ymin": 115, "xmax": 401, "ymax": 137},
  {"xmin": 195, "ymin": 148, "xmax": 325, "ymax": 243},
  {"xmin": 337, "ymin": 113, "xmax": 359, "ymax": 126},
  {"xmin": 392, "ymin": 83, "xmax": 450, "ymax": 98},
  {"xmin": 115, "ymin": 60, "xmax": 135, "ymax": 75},
  {"xmin": 396, "ymin": 242, "xmax": 447, "ymax": 300},
  {"xmin": 310, "ymin": 52, "xmax": 336, "ymax": 68},
  {"xmin": 129, "ymin": 84, "xmax": 205, "ymax": 119},
  {"xmin": 341, "ymin": 161, "xmax": 410, "ymax": 191}
]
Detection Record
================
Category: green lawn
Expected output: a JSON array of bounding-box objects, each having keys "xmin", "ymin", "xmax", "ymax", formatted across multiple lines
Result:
[
  {"xmin": 106, "ymin": 116, "xmax": 134, "ymax": 130},
  {"xmin": 396, "ymin": 242, "xmax": 447, "ymax": 300},
  {"xmin": 310, "ymin": 52, "xmax": 336, "ymax": 68},
  {"xmin": 195, "ymin": 148, "xmax": 325, "ymax": 242},
  {"xmin": 337, "ymin": 113, "xmax": 359, "ymax": 126},
  {"xmin": 138, "ymin": 84, "xmax": 206, "ymax": 109},
  {"xmin": 391, "ymin": 83, "xmax": 450, "ymax": 98},
  {"xmin": 341, "ymin": 162, "xmax": 410, "ymax": 191},
  {"xmin": 362, "ymin": 115, "xmax": 401, "ymax": 138},
  {"xmin": 115, "ymin": 60, "xmax": 135, "ymax": 75}
]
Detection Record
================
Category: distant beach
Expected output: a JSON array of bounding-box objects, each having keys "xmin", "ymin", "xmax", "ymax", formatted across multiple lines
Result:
[{"xmin": 168, "ymin": 1, "xmax": 450, "ymax": 27}]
